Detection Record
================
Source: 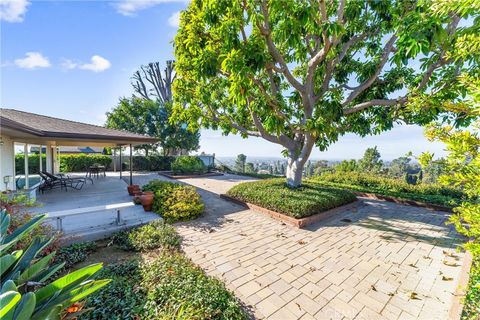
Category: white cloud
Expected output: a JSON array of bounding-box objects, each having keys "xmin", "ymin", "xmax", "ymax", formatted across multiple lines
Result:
[
  {"xmin": 114, "ymin": 0, "xmax": 185, "ymax": 16},
  {"xmin": 79, "ymin": 55, "xmax": 111, "ymax": 72},
  {"xmin": 14, "ymin": 52, "xmax": 50, "ymax": 69},
  {"xmin": 60, "ymin": 58, "xmax": 78, "ymax": 70},
  {"xmin": 0, "ymin": 0, "xmax": 29, "ymax": 22},
  {"xmin": 168, "ymin": 11, "xmax": 180, "ymax": 28}
]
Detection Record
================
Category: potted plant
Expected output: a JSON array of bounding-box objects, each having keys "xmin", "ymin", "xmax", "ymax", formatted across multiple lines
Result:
[
  {"xmin": 127, "ymin": 184, "xmax": 140, "ymax": 196},
  {"xmin": 140, "ymin": 191, "xmax": 154, "ymax": 211},
  {"xmin": 133, "ymin": 191, "xmax": 143, "ymax": 205}
]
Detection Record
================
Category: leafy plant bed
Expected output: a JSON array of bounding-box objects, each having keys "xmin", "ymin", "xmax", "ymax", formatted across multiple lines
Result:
[
  {"xmin": 221, "ymin": 193, "xmax": 359, "ymax": 228},
  {"xmin": 460, "ymin": 253, "xmax": 480, "ymax": 320},
  {"xmin": 60, "ymin": 222, "xmax": 248, "ymax": 320},
  {"xmin": 226, "ymin": 178, "xmax": 357, "ymax": 221},
  {"xmin": 158, "ymin": 170, "xmax": 224, "ymax": 179},
  {"xmin": 312, "ymin": 172, "xmax": 464, "ymax": 208}
]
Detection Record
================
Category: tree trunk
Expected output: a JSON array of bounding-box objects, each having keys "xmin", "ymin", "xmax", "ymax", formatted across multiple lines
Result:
[{"xmin": 286, "ymin": 157, "xmax": 305, "ymax": 188}]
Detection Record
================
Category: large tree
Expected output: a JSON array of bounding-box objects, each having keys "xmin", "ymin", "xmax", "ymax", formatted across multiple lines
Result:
[
  {"xmin": 172, "ymin": 0, "xmax": 479, "ymax": 187},
  {"xmin": 105, "ymin": 97, "xmax": 200, "ymax": 156}
]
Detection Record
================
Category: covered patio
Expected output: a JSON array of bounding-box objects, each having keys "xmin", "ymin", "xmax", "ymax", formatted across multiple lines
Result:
[{"xmin": 0, "ymin": 108, "xmax": 159, "ymax": 241}]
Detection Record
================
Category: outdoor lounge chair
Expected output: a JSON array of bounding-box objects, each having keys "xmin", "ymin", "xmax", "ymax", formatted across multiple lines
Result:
[
  {"xmin": 38, "ymin": 172, "xmax": 65, "ymax": 193},
  {"xmin": 41, "ymin": 171, "xmax": 85, "ymax": 191}
]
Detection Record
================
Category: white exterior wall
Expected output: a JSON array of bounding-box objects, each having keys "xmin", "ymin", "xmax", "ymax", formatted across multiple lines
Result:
[{"xmin": 0, "ymin": 135, "xmax": 15, "ymax": 191}]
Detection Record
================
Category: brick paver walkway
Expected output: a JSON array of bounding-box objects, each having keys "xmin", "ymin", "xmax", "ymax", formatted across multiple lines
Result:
[{"xmin": 132, "ymin": 173, "xmax": 466, "ymax": 320}]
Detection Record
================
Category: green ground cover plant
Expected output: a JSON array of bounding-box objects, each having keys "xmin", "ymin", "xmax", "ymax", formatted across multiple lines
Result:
[
  {"xmin": 111, "ymin": 220, "xmax": 181, "ymax": 251},
  {"xmin": 55, "ymin": 241, "xmax": 97, "ymax": 270},
  {"xmin": 313, "ymin": 172, "xmax": 464, "ymax": 207},
  {"xmin": 143, "ymin": 180, "xmax": 204, "ymax": 223},
  {"xmin": 227, "ymin": 178, "xmax": 356, "ymax": 219},
  {"xmin": 79, "ymin": 222, "xmax": 247, "ymax": 320}
]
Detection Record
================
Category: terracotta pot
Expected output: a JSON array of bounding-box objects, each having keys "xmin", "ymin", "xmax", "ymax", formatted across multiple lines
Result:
[
  {"xmin": 133, "ymin": 191, "xmax": 143, "ymax": 205},
  {"xmin": 127, "ymin": 184, "xmax": 140, "ymax": 196},
  {"xmin": 140, "ymin": 192, "xmax": 154, "ymax": 211}
]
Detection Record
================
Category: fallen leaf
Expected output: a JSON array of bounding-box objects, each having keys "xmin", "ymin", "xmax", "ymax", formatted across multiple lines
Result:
[
  {"xmin": 443, "ymin": 260, "xmax": 460, "ymax": 267},
  {"xmin": 423, "ymin": 256, "xmax": 432, "ymax": 259},
  {"xmin": 442, "ymin": 276, "xmax": 454, "ymax": 281},
  {"xmin": 298, "ymin": 240, "xmax": 306, "ymax": 245},
  {"xmin": 409, "ymin": 292, "xmax": 420, "ymax": 300},
  {"xmin": 443, "ymin": 250, "xmax": 458, "ymax": 258},
  {"xmin": 370, "ymin": 285, "xmax": 377, "ymax": 291},
  {"xmin": 408, "ymin": 263, "xmax": 418, "ymax": 269}
]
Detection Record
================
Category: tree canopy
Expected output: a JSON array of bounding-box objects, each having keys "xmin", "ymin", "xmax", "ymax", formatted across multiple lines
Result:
[
  {"xmin": 106, "ymin": 97, "xmax": 200, "ymax": 156},
  {"xmin": 172, "ymin": 0, "xmax": 479, "ymax": 186}
]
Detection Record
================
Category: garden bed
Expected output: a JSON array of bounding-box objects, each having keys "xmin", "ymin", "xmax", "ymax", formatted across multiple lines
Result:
[
  {"xmin": 55, "ymin": 221, "xmax": 248, "ymax": 320},
  {"xmin": 225, "ymin": 178, "xmax": 357, "ymax": 227},
  {"xmin": 158, "ymin": 171, "xmax": 224, "ymax": 179}
]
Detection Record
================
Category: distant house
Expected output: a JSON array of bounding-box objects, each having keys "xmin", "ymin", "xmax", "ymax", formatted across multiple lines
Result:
[{"xmin": 30, "ymin": 146, "xmax": 104, "ymax": 154}]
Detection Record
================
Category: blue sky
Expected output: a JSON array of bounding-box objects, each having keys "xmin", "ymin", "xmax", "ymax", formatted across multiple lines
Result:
[{"xmin": 1, "ymin": 0, "xmax": 446, "ymax": 160}]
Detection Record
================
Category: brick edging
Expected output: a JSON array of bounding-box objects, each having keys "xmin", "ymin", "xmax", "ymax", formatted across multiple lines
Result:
[
  {"xmin": 158, "ymin": 171, "xmax": 224, "ymax": 179},
  {"xmin": 220, "ymin": 194, "xmax": 359, "ymax": 228},
  {"xmin": 449, "ymin": 250, "xmax": 474, "ymax": 320},
  {"xmin": 352, "ymin": 191, "xmax": 453, "ymax": 212}
]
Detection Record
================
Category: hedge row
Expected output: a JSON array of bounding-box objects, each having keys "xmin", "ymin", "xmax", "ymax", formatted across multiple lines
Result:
[
  {"xmin": 59, "ymin": 154, "xmax": 112, "ymax": 172},
  {"xmin": 14, "ymin": 154, "xmax": 47, "ymax": 174}
]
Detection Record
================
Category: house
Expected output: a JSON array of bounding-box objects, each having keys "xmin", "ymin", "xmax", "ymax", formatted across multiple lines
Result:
[{"xmin": 0, "ymin": 108, "xmax": 157, "ymax": 192}]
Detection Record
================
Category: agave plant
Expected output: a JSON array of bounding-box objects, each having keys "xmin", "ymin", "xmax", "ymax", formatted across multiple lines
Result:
[{"xmin": 0, "ymin": 209, "xmax": 110, "ymax": 319}]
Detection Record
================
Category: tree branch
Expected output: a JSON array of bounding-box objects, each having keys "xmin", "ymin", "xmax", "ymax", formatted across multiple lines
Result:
[{"xmin": 343, "ymin": 98, "xmax": 406, "ymax": 115}]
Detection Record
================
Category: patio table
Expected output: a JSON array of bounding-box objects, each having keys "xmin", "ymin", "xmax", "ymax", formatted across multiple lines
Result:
[{"xmin": 88, "ymin": 165, "xmax": 106, "ymax": 178}]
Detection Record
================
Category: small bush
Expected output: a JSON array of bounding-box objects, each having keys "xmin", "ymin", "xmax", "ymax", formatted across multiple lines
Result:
[
  {"xmin": 111, "ymin": 220, "xmax": 181, "ymax": 252},
  {"xmin": 171, "ymin": 156, "xmax": 207, "ymax": 174},
  {"xmin": 55, "ymin": 241, "xmax": 97, "ymax": 269},
  {"xmin": 462, "ymin": 255, "xmax": 480, "ymax": 320},
  {"xmin": 313, "ymin": 172, "xmax": 464, "ymax": 207},
  {"xmin": 143, "ymin": 180, "xmax": 204, "ymax": 223},
  {"xmin": 227, "ymin": 178, "xmax": 357, "ymax": 219},
  {"xmin": 59, "ymin": 154, "xmax": 112, "ymax": 172}
]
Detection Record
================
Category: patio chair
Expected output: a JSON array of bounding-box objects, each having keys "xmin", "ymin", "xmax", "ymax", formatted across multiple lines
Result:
[
  {"xmin": 41, "ymin": 171, "xmax": 85, "ymax": 191},
  {"xmin": 38, "ymin": 172, "xmax": 65, "ymax": 193}
]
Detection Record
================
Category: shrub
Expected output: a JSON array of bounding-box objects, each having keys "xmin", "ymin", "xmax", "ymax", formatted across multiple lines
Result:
[
  {"xmin": 313, "ymin": 172, "xmax": 464, "ymax": 207},
  {"xmin": 111, "ymin": 220, "xmax": 181, "ymax": 252},
  {"xmin": 15, "ymin": 154, "xmax": 47, "ymax": 174},
  {"xmin": 462, "ymin": 255, "xmax": 480, "ymax": 320},
  {"xmin": 143, "ymin": 180, "xmax": 204, "ymax": 223},
  {"xmin": 227, "ymin": 178, "xmax": 357, "ymax": 219},
  {"xmin": 55, "ymin": 241, "xmax": 97, "ymax": 269},
  {"xmin": 59, "ymin": 154, "xmax": 112, "ymax": 172},
  {"xmin": 132, "ymin": 155, "xmax": 175, "ymax": 171},
  {"xmin": 171, "ymin": 156, "xmax": 207, "ymax": 174}
]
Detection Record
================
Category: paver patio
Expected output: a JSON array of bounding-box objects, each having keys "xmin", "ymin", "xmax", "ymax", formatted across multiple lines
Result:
[{"xmin": 131, "ymin": 173, "xmax": 467, "ymax": 320}]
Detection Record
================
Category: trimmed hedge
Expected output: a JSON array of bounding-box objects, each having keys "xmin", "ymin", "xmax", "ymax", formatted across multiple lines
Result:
[
  {"xmin": 59, "ymin": 154, "xmax": 112, "ymax": 172},
  {"xmin": 227, "ymin": 178, "xmax": 357, "ymax": 219},
  {"xmin": 132, "ymin": 155, "xmax": 175, "ymax": 171},
  {"xmin": 142, "ymin": 180, "xmax": 204, "ymax": 223},
  {"xmin": 15, "ymin": 154, "xmax": 47, "ymax": 174},
  {"xmin": 171, "ymin": 156, "xmax": 207, "ymax": 174},
  {"xmin": 111, "ymin": 220, "xmax": 181, "ymax": 252},
  {"xmin": 312, "ymin": 172, "xmax": 464, "ymax": 207}
]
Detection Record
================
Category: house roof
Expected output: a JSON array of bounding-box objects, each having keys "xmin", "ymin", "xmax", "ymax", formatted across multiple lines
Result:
[{"xmin": 0, "ymin": 108, "xmax": 157, "ymax": 144}]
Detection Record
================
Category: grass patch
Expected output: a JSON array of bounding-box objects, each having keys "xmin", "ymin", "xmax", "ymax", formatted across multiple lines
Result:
[
  {"xmin": 226, "ymin": 178, "xmax": 356, "ymax": 219},
  {"xmin": 462, "ymin": 254, "xmax": 480, "ymax": 319},
  {"xmin": 111, "ymin": 220, "xmax": 181, "ymax": 252},
  {"xmin": 143, "ymin": 180, "xmax": 204, "ymax": 223},
  {"xmin": 312, "ymin": 172, "xmax": 464, "ymax": 207}
]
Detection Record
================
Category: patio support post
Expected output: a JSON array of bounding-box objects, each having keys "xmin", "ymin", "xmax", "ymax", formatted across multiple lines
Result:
[
  {"xmin": 113, "ymin": 148, "xmax": 116, "ymax": 172},
  {"xmin": 129, "ymin": 144, "xmax": 133, "ymax": 185},
  {"xmin": 39, "ymin": 145, "xmax": 43, "ymax": 173},
  {"xmin": 119, "ymin": 146, "xmax": 122, "ymax": 179},
  {"xmin": 24, "ymin": 143, "xmax": 29, "ymax": 189}
]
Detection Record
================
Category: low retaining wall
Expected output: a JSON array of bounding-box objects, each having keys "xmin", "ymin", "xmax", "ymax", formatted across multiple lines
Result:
[
  {"xmin": 159, "ymin": 171, "xmax": 224, "ymax": 179},
  {"xmin": 220, "ymin": 194, "xmax": 359, "ymax": 228}
]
